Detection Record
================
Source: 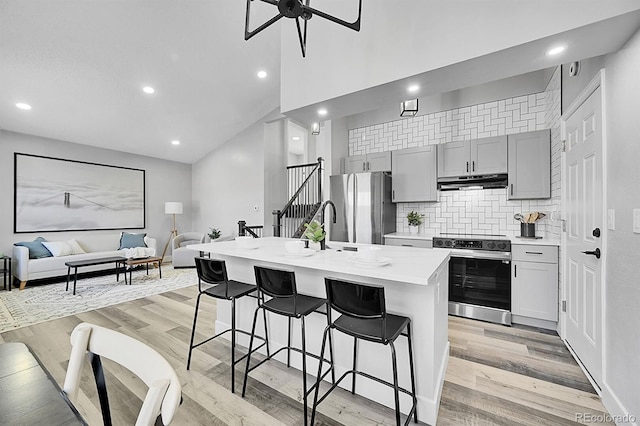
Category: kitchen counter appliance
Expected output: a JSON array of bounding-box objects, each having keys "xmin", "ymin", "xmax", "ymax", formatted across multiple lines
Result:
[
  {"xmin": 433, "ymin": 233, "xmax": 512, "ymax": 325},
  {"xmin": 437, "ymin": 173, "xmax": 508, "ymax": 191},
  {"xmin": 330, "ymin": 172, "xmax": 396, "ymax": 244}
]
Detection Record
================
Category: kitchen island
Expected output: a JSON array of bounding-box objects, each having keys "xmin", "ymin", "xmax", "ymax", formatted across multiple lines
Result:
[{"xmin": 189, "ymin": 237, "xmax": 450, "ymax": 424}]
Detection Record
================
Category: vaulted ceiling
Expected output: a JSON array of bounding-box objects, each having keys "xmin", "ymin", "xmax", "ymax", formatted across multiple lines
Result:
[
  {"xmin": 0, "ymin": 1, "xmax": 281, "ymax": 163},
  {"xmin": 2, "ymin": 1, "xmax": 640, "ymax": 164}
]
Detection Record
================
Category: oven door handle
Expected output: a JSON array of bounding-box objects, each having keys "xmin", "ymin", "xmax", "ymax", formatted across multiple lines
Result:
[{"xmin": 447, "ymin": 250, "xmax": 511, "ymax": 261}]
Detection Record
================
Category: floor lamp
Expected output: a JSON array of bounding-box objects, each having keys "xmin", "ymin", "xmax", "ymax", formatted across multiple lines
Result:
[{"xmin": 161, "ymin": 201, "xmax": 183, "ymax": 264}]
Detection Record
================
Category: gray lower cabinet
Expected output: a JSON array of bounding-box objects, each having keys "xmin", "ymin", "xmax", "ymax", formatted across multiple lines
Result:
[
  {"xmin": 507, "ymin": 129, "xmax": 551, "ymax": 199},
  {"xmin": 512, "ymin": 244, "xmax": 559, "ymax": 322},
  {"xmin": 384, "ymin": 237, "xmax": 432, "ymax": 248},
  {"xmin": 344, "ymin": 152, "xmax": 391, "ymax": 173},
  {"xmin": 391, "ymin": 146, "xmax": 437, "ymax": 202}
]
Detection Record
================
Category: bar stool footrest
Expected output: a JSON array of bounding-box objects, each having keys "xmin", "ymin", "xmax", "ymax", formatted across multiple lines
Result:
[
  {"xmin": 245, "ymin": 345, "xmax": 334, "ymax": 396},
  {"xmin": 315, "ymin": 369, "xmax": 417, "ymax": 424},
  {"xmin": 190, "ymin": 328, "xmax": 268, "ymax": 363}
]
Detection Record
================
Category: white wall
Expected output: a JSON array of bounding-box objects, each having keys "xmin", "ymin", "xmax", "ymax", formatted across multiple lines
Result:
[
  {"xmin": 346, "ymin": 69, "xmax": 554, "ymax": 130},
  {"xmin": 0, "ymin": 129, "xmax": 192, "ymax": 258},
  {"xmin": 280, "ymin": 0, "xmax": 640, "ymax": 112},
  {"xmin": 561, "ymin": 55, "xmax": 607, "ymax": 113},
  {"xmin": 192, "ymin": 109, "xmax": 282, "ymax": 238},
  {"xmin": 602, "ymin": 28, "xmax": 640, "ymax": 421},
  {"xmin": 264, "ymin": 117, "xmax": 287, "ymax": 236}
]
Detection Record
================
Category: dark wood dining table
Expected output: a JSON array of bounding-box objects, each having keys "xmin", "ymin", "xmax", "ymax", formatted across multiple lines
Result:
[{"xmin": 0, "ymin": 342, "xmax": 87, "ymax": 425}]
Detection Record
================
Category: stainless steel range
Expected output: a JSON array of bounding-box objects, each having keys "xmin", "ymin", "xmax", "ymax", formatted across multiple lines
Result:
[{"xmin": 433, "ymin": 234, "xmax": 512, "ymax": 325}]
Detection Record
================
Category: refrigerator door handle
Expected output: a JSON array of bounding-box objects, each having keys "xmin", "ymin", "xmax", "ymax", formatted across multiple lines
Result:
[{"xmin": 352, "ymin": 174, "xmax": 358, "ymax": 242}]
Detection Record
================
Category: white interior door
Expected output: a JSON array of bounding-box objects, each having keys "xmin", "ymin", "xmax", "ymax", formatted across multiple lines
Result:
[{"xmin": 564, "ymin": 85, "xmax": 603, "ymax": 387}]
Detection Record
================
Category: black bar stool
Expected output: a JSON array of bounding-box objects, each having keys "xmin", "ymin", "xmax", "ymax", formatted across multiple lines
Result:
[
  {"xmin": 187, "ymin": 257, "xmax": 268, "ymax": 393},
  {"xmin": 242, "ymin": 266, "xmax": 334, "ymax": 426},
  {"xmin": 310, "ymin": 277, "xmax": 418, "ymax": 426}
]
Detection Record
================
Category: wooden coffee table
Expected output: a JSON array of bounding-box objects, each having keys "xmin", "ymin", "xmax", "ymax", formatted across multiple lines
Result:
[{"xmin": 123, "ymin": 256, "xmax": 162, "ymax": 283}]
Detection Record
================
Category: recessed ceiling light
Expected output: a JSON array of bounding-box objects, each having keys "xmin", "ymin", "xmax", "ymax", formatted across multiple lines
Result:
[
  {"xmin": 292, "ymin": 136, "xmax": 300, "ymax": 141},
  {"xmin": 171, "ymin": 140, "xmax": 180, "ymax": 146},
  {"xmin": 257, "ymin": 70, "xmax": 267, "ymax": 79},
  {"xmin": 408, "ymin": 84, "xmax": 420, "ymax": 93},
  {"xmin": 16, "ymin": 103, "xmax": 32, "ymax": 110},
  {"xmin": 142, "ymin": 86, "xmax": 155, "ymax": 94},
  {"xmin": 318, "ymin": 108, "xmax": 328, "ymax": 116},
  {"xmin": 547, "ymin": 46, "xmax": 565, "ymax": 56}
]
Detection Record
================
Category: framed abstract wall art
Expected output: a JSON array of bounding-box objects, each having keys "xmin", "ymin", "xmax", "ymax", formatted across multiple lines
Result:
[{"xmin": 14, "ymin": 153, "xmax": 146, "ymax": 232}]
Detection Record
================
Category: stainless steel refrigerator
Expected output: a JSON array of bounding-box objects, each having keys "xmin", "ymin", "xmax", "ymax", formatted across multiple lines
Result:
[{"xmin": 329, "ymin": 172, "xmax": 396, "ymax": 244}]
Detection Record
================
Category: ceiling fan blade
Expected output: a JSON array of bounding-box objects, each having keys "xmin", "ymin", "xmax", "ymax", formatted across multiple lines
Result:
[
  {"xmin": 303, "ymin": 0, "xmax": 362, "ymax": 32},
  {"xmin": 295, "ymin": 17, "xmax": 307, "ymax": 57},
  {"xmin": 245, "ymin": 0, "xmax": 284, "ymax": 40},
  {"xmin": 303, "ymin": 11, "xmax": 308, "ymax": 48}
]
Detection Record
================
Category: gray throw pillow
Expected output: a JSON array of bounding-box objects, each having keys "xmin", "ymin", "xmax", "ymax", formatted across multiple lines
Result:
[
  {"xmin": 119, "ymin": 232, "xmax": 147, "ymax": 249},
  {"xmin": 14, "ymin": 237, "xmax": 53, "ymax": 259}
]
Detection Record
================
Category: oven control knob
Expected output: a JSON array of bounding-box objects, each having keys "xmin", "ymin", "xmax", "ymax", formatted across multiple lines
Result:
[
  {"xmin": 445, "ymin": 240, "xmax": 453, "ymax": 247},
  {"xmin": 497, "ymin": 242, "xmax": 507, "ymax": 250},
  {"xmin": 435, "ymin": 240, "xmax": 443, "ymax": 247},
  {"xmin": 487, "ymin": 242, "xmax": 496, "ymax": 250}
]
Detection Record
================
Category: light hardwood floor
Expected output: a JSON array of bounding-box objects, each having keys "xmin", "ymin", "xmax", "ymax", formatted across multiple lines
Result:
[{"xmin": 0, "ymin": 286, "xmax": 612, "ymax": 425}]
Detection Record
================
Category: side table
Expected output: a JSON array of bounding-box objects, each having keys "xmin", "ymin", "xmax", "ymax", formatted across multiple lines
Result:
[{"xmin": 1, "ymin": 256, "xmax": 11, "ymax": 291}]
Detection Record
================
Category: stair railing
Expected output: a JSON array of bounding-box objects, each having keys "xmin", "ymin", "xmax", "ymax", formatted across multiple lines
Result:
[
  {"xmin": 273, "ymin": 157, "xmax": 323, "ymax": 238},
  {"xmin": 238, "ymin": 220, "xmax": 263, "ymax": 238}
]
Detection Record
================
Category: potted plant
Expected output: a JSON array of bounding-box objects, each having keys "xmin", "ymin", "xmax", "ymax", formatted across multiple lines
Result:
[
  {"xmin": 303, "ymin": 220, "xmax": 326, "ymax": 250},
  {"xmin": 208, "ymin": 227, "xmax": 221, "ymax": 240},
  {"xmin": 407, "ymin": 211, "xmax": 424, "ymax": 235}
]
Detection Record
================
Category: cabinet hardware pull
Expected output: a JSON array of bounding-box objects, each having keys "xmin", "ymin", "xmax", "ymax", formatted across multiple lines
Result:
[
  {"xmin": 401, "ymin": 244, "xmax": 413, "ymax": 247},
  {"xmin": 514, "ymin": 264, "xmax": 517, "ymax": 277},
  {"xmin": 525, "ymin": 251, "xmax": 544, "ymax": 255},
  {"xmin": 466, "ymin": 161, "xmax": 469, "ymax": 172},
  {"xmin": 472, "ymin": 161, "xmax": 475, "ymax": 172},
  {"xmin": 510, "ymin": 184, "xmax": 513, "ymax": 195},
  {"xmin": 363, "ymin": 162, "xmax": 366, "ymax": 171},
  {"xmin": 392, "ymin": 190, "xmax": 395, "ymax": 200}
]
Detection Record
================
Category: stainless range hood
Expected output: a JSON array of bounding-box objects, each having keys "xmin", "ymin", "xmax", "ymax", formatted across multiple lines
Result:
[{"xmin": 437, "ymin": 174, "xmax": 508, "ymax": 191}]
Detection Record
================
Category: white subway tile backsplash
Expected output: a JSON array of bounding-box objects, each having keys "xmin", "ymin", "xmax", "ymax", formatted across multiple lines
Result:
[{"xmin": 348, "ymin": 67, "xmax": 562, "ymax": 239}]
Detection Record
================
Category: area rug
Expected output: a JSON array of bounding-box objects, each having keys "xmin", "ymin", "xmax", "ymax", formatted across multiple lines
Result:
[{"xmin": 0, "ymin": 266, "xmax": 197, "ymax": 334}]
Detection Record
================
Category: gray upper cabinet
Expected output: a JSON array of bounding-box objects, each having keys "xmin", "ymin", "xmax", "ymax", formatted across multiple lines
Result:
[
  {"xmin": 344, "ymin": 152, "xmax": 391, "ymax": 173},
  {"xmin": 391, "ymin": 146, "xmax": 437, "ymax": 202},
  {"xmin": 437, "ymin": 141, "xmax": 469, "ymax": 177},
  {"xmin": 508, "ymin": 129, "xmax": 551, "ymax": 199},
  {"xmin": 472, "ymin": 136, "xmax": 508, "ymax": 174},
  {"xmin": 437, "ymin": 136, "xmax": 507, "ymax": 177},
  {"xmin": 344, "ymin": 154, "xmax": 366, "ymax": 173}
]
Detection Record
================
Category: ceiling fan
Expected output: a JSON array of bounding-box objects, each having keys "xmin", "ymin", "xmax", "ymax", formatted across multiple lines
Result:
[{"xmin": 244, "ymin": 0, "xmax": 363, "ymax": 57}]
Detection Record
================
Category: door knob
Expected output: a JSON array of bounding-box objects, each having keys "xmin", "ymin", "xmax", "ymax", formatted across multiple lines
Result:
[
  {"xmin": 581, "ymin": 248, "xmax": 601, "ymax": 259},
  {"xmin": 592, "ymin": 228, "xmax": 601, "ymax": 237}
]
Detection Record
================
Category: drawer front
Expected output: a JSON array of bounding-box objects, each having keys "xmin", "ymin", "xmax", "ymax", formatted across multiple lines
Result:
[
  {"xmin": 385, "ymin": 238, "xmax": 432, "ymax": 248},
  {"xmin": 512, "ymin": 244, "xmax": 558, "ymax": 263}
]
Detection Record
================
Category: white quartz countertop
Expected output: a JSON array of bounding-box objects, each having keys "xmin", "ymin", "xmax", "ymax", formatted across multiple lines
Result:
[
  {"xmin": 189, "ymin": 237, "xmax": 450, "ymax": 287},
  {"xmin": 384, "ymin": 232, "xmax": 560, "ymax": 246},
  {"xmin": 384, "ymin": 232, "xmax": 434, "ymax": 240},
  {"xmin": 509, "ymin": 236, "xmax": 561, "ymax": 246}
]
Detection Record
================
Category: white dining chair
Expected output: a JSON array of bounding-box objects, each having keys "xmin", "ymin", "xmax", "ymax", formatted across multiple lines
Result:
[{"xmin": 63, "ymin": 322, "xmax": 182, "ymax": 426}]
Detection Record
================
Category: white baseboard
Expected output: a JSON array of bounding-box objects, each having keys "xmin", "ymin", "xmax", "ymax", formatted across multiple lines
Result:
[{"xmin": 602, "ymin": 383, "xmax": 638, "ymax": 426}]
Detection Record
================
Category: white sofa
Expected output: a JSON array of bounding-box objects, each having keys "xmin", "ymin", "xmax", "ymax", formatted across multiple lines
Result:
[{"xmin": 12, "ymin": 234, "xmax": 157, "ymax": 290}]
